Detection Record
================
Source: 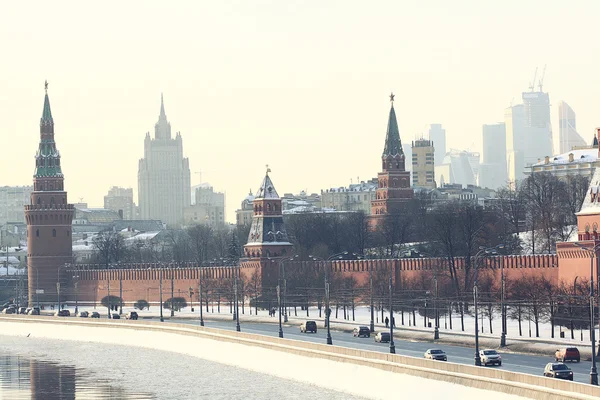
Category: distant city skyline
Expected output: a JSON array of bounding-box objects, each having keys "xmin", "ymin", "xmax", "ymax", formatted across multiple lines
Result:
[{"xmin": 2, "ymin": 1, "xmax": 599, "ymax": 222}]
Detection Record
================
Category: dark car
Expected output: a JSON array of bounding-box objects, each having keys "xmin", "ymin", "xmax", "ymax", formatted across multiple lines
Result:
[
  {"xmin": 125, "ymin": 311, "xmax": 138, "ymax": 320},
  {"xmin": 2, "ymin": 307, "xmax": 15, "ymax": 314},
  {"xmin": 77, "ymin": 311, "xmax": 89, "ymax": 318},
  {"xmin": 90, "ymin": 312, "xmax": 101, "ymax": 318},
  {"xmin": 112, "ymin": 313, "xmax": 120, "ymax": 319},
  {"xmin": 55, "ymin": 310, "xmax": 70, "ymax": 317},
  {"xmin": 353, "ymin": 326, "xmax": 370, "ymax": 338},
  {"xmin": 300, "ymin": 320, "xmax": 317, "ymax": 333},
  {"xmin": 374, "ymin": 332, "xmax": 390, "ymax": 343},
  {"xmin": 555, "ymin": 347, "xmax": 580, "ymax": 363},
  {"xmin": 424, "ymin": 349, "xmax": 448, "ymax": 361},
  {"xmin": 544, "ymin": 362, "xmax": 573, "ymax": 380},
  {"xmin": 19, "ymin": 307, "xmax": 27, "ymax": 315}
]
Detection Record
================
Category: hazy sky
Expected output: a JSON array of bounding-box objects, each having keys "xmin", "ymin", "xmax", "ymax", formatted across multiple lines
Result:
[{"xmin": 2, "ymin": 1, "xmax": 599, "ymax": 222}]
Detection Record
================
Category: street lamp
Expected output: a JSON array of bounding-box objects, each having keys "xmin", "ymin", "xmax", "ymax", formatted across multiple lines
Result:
[
  {"xmin": 159, "ymin": 267, "xmax": 164, "ymax": 322},
  {"xmin": 389, "ymin": 275, "xmax": 395, "ymax": 354},
  {"xmin": 277, "ymin": 280, "xmax": 283, "ymax": 338},
  {"xmin": 473, "ymin": 247, "xmax": 490, "ymax": 366},
  {"xmin": 234, "ymin": 262, "xmax": 241, "ymax": 332},
  {"xmin": 199, "ymin": 268, "xmax": 204, "ymax": 327},
  {"xmin": 369, "ymin": 257, "xmax": 375, "ymax": 333},
  {"xmin": 310, "ymin": 254, "xmax": 337, "ymax": 345},
  {"xmin": 573, "ymin": 242, "xmax": 599, "ymax": 386}
]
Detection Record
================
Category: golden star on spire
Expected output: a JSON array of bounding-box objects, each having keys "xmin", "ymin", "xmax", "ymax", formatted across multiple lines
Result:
[{"xmin": 45, "ymin": 80, "xmax": 48, "ymax": 93}]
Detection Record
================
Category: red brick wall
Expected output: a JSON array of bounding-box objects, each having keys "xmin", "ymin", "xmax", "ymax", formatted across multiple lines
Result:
[{"xmin": 64, "ymin": 254, "xmax": 560, "ymax": 306}]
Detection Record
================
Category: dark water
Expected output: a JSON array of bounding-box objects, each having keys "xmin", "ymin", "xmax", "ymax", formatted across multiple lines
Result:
[{"xmin": 0, "ymin": 354, "xmax": 154, "ymax": 399}]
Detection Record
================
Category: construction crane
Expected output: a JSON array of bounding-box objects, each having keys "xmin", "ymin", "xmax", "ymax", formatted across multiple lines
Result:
[
  {"xmin": 529, "ymin": 67, "xmax": 538, "ymax": 92},
  {"xmin": 538, "ymin": 64, "xmax": 547, "ymax": 93}
]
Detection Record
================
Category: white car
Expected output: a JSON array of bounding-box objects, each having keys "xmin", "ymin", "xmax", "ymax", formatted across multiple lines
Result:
[
  {"xmin": 424, "ymin": 349, "xmax": 447, "ymax": 361},
  {"xmin": 479, "ymin": 349, "xmax": 502, "ymax": 366}
]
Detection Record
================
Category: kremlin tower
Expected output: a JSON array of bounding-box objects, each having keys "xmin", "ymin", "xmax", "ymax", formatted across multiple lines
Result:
[{"xmin": 25, "ymin": 82, "xmax": 75, "ymax": 306}]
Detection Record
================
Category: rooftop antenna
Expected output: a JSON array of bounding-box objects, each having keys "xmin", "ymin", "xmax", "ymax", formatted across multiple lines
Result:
[
  {"xmin": 529, "ymin": 67, "xmax": 538, "ymax": 92},
  {"xmin": 538, "ymin": 64, "xmax": 547, "ymax": 92}
]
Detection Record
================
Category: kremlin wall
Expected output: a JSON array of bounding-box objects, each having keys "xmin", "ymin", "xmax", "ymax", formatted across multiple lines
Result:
[{"xmin": 26, "ymin": 87, "xmax": 599, "ymax": 308}]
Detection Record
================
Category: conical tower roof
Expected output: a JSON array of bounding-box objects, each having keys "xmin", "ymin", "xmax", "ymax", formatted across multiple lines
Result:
[
  {"xmin": 382, "ymin": 93, "xmax": 403, "ymax": 158},
  {"xmin": 255, "ymin": 167, "xmax": 280, "ymax": 199}
]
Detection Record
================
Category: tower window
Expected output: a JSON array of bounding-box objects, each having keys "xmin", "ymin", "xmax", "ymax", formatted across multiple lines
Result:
[
  {"xmin": 52, "ymin": 229, "xmax": 56, "ymax": 237},
  {"xmin": 36, "ymin": 229, "xmax": 39, "ymax": 237}
]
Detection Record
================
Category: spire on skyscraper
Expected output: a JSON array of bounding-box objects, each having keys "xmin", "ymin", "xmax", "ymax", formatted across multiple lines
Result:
[
  {"xmin": 160, "ymin": 92, "xmax": 166, "ymax": 118},
  {"xmin": 382, "ymin": 92, "xmax": 403, "ymax": 158}
]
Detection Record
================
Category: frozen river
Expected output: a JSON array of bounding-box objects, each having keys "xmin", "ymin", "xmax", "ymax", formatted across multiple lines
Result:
[{"xmin": 0, "ymin": 335, "xmax": 363, "ymax": 400}]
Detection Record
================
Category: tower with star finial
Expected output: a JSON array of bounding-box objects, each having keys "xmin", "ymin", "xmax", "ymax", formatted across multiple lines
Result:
[
  {"xmin": 370, "ymin": 93, "xmax": 414, "ymax": 219},
  {"xmin": 25, "ymin": 82, "xmax": 75, "ymax": 306},
  {"xmin": 243, "ymin": 166, "xmax": 293, "ymax": 259}
]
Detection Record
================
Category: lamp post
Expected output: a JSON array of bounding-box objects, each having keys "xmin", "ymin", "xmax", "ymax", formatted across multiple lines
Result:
[
  {"xmin": 234, "ymin": 262, "xmax": 241, "ymax": 332},
  {"xmin": 277, "ymin": 282, "xmax": 283, "ymax": 338},
  {"xmin": 473, "ymin": 248, "xmax": 488, "ymax": 367},
  {"xmin": 119, "ymin": 269, "xmax": 123, "ymax": 315},
  {"xmin": 310, "ymin": 255, "xmax": 335, "ymax": 345},
  {"xmin": 573, "ymin": 243, "xmax": 599, "ymax": 385},
  {"xmin": 434, "ymin": 273, "xmax": 439, "ymax": 340},
  {"xmin": 199, "ymin": 269, "xmax": 204, "ymax": 326},
  {"xmin": 159, "ymin": 267, "xmax": 164, "ymax": 322},
  {"xmin": 389, "ymin": 275, "xmax": 395, "ymax": 354},
  {"xmin": 369, "ymin": 262, "xmax": 375, "ymax": 333},
  {"xmin": 107, "ymin": 267, "xmax": 111, "ymax": 319},
  {"xmin": 170, "ymin": 266, "xmax": 175, "ymax": 317}
]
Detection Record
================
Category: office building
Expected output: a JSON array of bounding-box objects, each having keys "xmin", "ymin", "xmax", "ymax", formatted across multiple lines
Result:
[
  {"xmin": 558, "ymin": 101, "xmax": 586, "ymax": 153},
  {"xmin": 411, "ymin": 139, "xmax": 435, "ymax": 189},
  {"xmin": 428, "ymin": 124, "xmax": 446, "ymax": 166},
  {"xmin": 0, "ymin": 186, "xmax": 32, "ymax": 225},
  {"xmin": 479, "ymin": 123, "xmax": 507, "ymax": 189},
  {"xmin": 104, "ymin": 186, "xmax": 136, "ymax": 220}
]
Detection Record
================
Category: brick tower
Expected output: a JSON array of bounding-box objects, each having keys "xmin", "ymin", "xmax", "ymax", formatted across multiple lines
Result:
[
  {"xmin": 370, "ymin": 93, "xmax": 414, "ymax": 220},
  {"xmin": 25, "ymin": 82, "xmax": 75, "ymax": 306},
  {"xmin": 243, "ymin": 167, "xmax": 293, "ymax": 259}
]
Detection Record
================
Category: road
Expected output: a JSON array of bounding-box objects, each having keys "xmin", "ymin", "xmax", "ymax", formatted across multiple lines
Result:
[{"xmin": 161, "ymin": 317, "xmax": 596, "ymax": 385}]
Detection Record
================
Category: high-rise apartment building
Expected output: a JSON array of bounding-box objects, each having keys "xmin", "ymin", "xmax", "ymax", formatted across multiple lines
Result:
[
  {"xmin": 411, "ymin": 139, "xmax": 435, "ymax": 189},
  {"xmin": 0, "ymin": 186, "xmax": 32, "ymax": 225},
  {"xmin": 558, "ymin": 101, "xmax": 586, "ymax": 153},
  {"xmin": 104, "ymin": 186, "xmax": 136, "ymax": 220},
  {"xmin": 428, "ymin": 124, "xmax": 446, "ymax": 166},
  {"xmin": 505, "ymin": 104, "xmax": 526, "ymax": 183},
  {"xmin": 479, "ymin": 123, "xmax": 507, "ymax": 189},
  {"xmin": 138, "ymin": 95, "xmax": 191, "ymax": 227},
  {"xmin": 435, "ymin": 150, "xmax": 478, "ymax": 188}
]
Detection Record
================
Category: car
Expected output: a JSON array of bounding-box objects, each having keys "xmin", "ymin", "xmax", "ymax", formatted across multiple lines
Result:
[
  {"xmin": 112, "ymin": 313, "xmax": 120, "ymax": 319},
  {"xmin": 1, "ymin": 307, "xmax": 15, "ymax": 314},
  {"xmin": 555, "ymin": 347, "xmax": 580, "ymax": 363},
  {"xmin": 90, "ymin": 312, "xmax": 101, "ymax": 318},
  {"xmin": 77, "ymin": 311, "xmax": 89, "ymax": 318},
  {"xmin": 479, "ymin": 349, "xmax": 502, "ymax": 366},
  {"xmin": 54, "ymin": 310, "xmax": 71, "ymax": 317},
  {"xmin": 353, "ymin": 326, "xmax": 371, "ymax": 338},
  {"xmin": 544, "ymin": 362, "xmax": 574, "ymax": 380},
  {"xmin": 19, "ymin": 307, "xmax": 27, "ymax": 315},
  {"xmin": 374, "ymin": 332, "xmax": 390, "ymax": 343},
  {"xmin": 424, "ymin": 349, "xmax": 448, "ymax": 361},
  {"xmin": 28, "ymin": 307, "xmax": 40, "ymax": 315},
  {"xmin": 126, "ymin": 311, "xmax": 139, "ymax": 320},
  {"xmin": 300, "ymin": 320, "xmax": 317, "ymax": 333}
]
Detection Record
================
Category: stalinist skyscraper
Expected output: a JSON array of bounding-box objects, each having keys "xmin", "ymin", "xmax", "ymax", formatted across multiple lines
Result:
[{"xmin": 138, "ymin": 95, "xmax": 191, "ymax": 227}]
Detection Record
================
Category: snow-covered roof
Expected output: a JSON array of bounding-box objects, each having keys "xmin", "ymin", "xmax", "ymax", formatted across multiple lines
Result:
[
  {"xmin": 533, "ymin": 148, "xmax": 598, "ymax": 166},
  {"xmin": 578, "ymin": 166, "xmax": 600, "ymax": 215},
  {"xmin": 124, "ymin": 231, "xmax": 160, "ymax": 242}
]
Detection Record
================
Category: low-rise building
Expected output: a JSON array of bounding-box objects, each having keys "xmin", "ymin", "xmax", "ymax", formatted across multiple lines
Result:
[
  {"xmin": 321, "ymin": 179, "xmax": 377, "ymax": 214},
  {"xmin": 104, "ymin": 186, "xmax": 137, "ymax": 220},
  {"xmin": 184, "ymin": 184, "xmax": 225, "ymax": 227},
  {"xmin": 0, "ymin": 186, "xmax": 32, "ymax": 225}
]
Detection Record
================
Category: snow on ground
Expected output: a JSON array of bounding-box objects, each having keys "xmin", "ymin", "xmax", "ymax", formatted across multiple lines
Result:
[
  {"xmin": 68, "ymin": 302, "xmax": 597, "ymax": 345},
  {"xmin": 0, "ymin": 320, "xmax": 526, "ymax": 400}
]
